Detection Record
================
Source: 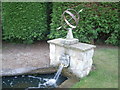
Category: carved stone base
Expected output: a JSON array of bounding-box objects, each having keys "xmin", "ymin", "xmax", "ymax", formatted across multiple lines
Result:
[{"xmin": 47, "ymin": 38, "xmax": 96, "ymax": 78}]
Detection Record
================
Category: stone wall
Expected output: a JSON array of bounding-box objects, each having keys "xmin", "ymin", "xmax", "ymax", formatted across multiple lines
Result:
[{"xmin": 48, "ymin": 38, "xmax": 96, "ymax": 78}]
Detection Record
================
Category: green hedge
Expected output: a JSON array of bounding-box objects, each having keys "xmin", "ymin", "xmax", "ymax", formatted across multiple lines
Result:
[
  {"xmin": 2, "ymin": 2, "xmax": 119, "ymax": 45},
  {"xmin": 2, "ymin": 2, "xmax": 48, "ymax": 43},
  {"xmin": 48, "ymin": 2, "xmax": 119, "ymax": 45}
]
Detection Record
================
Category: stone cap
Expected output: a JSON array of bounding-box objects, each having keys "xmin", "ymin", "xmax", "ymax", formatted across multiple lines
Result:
[{"xmin": 47, "ymin": 38, "xmax": 96, "ymax": 51}]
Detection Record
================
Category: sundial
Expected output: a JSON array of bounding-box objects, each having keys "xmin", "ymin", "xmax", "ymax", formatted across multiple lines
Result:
[{"xmin": 57, "ymin": 8, "xmax": 83, "ymax": 44}]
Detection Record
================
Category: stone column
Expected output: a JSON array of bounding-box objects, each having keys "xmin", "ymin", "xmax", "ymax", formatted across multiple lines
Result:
[{"xmin": 47, "ymin": 38, "xmax": 96, "ymax": 78}]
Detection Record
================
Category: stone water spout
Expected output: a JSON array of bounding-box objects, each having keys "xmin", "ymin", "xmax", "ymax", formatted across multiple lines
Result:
[
  {"xmin": 42, "ymin": 53, "xmax": 71, "ymax": 88},
  {"xmin": 59, "ymin": 54, "xmax": 70, "ymax": 68}
]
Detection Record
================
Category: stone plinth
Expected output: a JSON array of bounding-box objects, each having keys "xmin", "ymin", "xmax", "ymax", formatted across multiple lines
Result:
[{"xmin": 47, "ymin": 38, "xmax": 96, "ymax": 78}]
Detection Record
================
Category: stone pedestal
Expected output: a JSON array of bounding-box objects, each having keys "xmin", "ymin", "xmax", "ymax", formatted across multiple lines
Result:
[{"xmin": 47, "ymin": 38, "xmax": 96, "ymax": 78}]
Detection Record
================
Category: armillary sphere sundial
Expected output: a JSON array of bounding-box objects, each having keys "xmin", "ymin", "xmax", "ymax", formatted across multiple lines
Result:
[{"xmin": 57, "ymin": 8, "xmax": 83, "ymax": 39}]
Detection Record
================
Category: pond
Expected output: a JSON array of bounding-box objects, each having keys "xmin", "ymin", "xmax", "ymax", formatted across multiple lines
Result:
[{"xmin": 2, "ymin": 73, "xmax": 67, "ymax": 89}]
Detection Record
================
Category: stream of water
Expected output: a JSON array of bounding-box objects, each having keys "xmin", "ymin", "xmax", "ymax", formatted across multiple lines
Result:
[
  {"xmin": 54, "ymin": 64, "xmax": 64, "ymax": 82},
  {"xmin": 26, "ymin": 64, "xmax": 64, "ymax": 89},
  {"xmin": 2, "ymin": 64, "xmax": 66, "ymax": 89}
]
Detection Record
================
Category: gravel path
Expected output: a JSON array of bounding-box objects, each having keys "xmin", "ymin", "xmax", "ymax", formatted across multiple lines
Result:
[{"xmin": 2, "ymin": 41, "xmax": 50, "ymax": 76}]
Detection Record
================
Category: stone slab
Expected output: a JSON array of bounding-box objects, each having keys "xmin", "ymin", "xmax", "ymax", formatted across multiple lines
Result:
[
  {"xmin": 48, "ymin": 38, "xmax": 96, "ymax": 51},
  {"xmin": 58, "ymin": 78, "xmax": 79, "ymax": 88},
  {"xmin": 60, "ymin": 38, "xmax": 79, "ymax": 45}
]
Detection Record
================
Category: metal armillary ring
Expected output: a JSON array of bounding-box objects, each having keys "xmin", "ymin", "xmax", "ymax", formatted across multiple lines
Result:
[
  {"xmin": 62, "ymin": 9, "xmax": 80, "ymax": 29},
  {"xmin": 57, "ymin": 9, "xmax": 83, "ymax": 39}
]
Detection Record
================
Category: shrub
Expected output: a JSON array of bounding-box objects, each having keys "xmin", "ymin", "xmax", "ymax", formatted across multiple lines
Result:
[
  {"xmin": 2, "ymin": 2, "xmax": 48, "ymax": 44},
  {"xmin": 48, "ymin": 2, "xmax": 119, "ymax": 45}
]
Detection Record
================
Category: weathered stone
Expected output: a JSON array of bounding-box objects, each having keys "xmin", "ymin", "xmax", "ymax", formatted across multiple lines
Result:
[
  {"xmin": 61, "ymin": 38, "xmax": 79, "ymax": 45},
  {"xmin": 48, "ymin": 38, "xmax": 96, "ymax": 78},
  {"xmin": 1, "ymin": 67, "xmax": 39, "ymax": 76},
  {"xmin": 1, "ymin": 67, "xmax": 58, "ymax": 77},
  {"xmin": 58, "ymin": 78, "xmax": 79, "ymax": 88}
]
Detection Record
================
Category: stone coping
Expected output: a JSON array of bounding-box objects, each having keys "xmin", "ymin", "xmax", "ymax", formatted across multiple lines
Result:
[
  {"xmin": 1, "ymin": 65, "xmax": 76, "ymax": 78},
  {"xmin": 1, "ymin": 67, "xmax": 57, "ymax": 77},
  {"xmin": 1, "ymin": 66, "xmax": 80, "ymax": 88},
  {"xmin": 1, "ymin": 65, "xmax": 80, "ymax": 79},
  {"xmin": 58, "ymin": 78, "xmax": 79, "ymax": 88},
  {"xmin": 48, "ymin": 38, "xmax": 96, "ymax": 51}
]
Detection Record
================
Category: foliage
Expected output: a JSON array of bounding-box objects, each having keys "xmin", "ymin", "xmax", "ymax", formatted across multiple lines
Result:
[
  {"xmin": 48, "ymin": 2, "xmax": 119, "ymax": 45},
  {"xmin": 2, "ymin": 2, "xmax": 48, "ymax": 44},
  {"xmin": 2, "ymin": 2, "xmax": 119, "ymax": 45}
]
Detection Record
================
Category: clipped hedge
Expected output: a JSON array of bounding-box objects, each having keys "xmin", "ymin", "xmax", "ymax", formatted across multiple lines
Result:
[
  {"xmin": 2, "ymin": 2, "xmax": 48, "ymax": 43},
  {"xmin": 48, "ymin": 2, "xmax": 119, "ymax": 45}
]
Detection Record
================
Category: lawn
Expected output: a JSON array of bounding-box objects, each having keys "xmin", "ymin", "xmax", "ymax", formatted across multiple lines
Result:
[{"xmin": 72, "ymin": 46, "xmax": 118, "ymax": 88}]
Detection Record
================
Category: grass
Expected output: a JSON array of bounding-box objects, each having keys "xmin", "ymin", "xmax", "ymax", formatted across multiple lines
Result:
[{"xmin": 72, "ymin": 46, "xmax": 118, "ymax": 88}]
